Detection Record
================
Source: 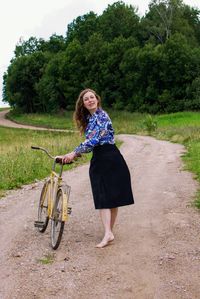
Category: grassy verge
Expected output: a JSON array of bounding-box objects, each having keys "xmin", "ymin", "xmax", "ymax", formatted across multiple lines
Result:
[
  {"xmin": 151, "ymin": 112, "xmax": 200, "ymax": 208},
  {"xmin": 0, "ymin": 126, "xmax": 90, "ymax": 197},
  {"xmin": 7, "ymin": 110, "xmax": 74, "ymax": 130},
  {"xmin": 0, "ymin": 107, "xmax": 9, "ymax": 111},
  {"xmin": 8, "ymin": 109, "xmax": 146, "ymax": 132}
]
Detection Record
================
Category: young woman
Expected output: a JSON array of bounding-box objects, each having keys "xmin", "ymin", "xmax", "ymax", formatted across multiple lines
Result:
[{"xmin": 57, "ymin": 89, "xmax": 134, "ymax": 248}]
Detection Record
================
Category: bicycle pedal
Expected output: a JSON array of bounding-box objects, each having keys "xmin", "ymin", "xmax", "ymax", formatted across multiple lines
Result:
[
  {"xmin": 34, "ymin": 221, "xmax": 45, "ymax": 228},
  {"xmin": 67, "ymin": 207, "xmax": 72, "ymax": 214}
]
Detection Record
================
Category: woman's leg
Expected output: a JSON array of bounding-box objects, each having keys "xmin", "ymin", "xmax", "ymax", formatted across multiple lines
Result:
[
  {"xmin": 111, "ymin": 208, "xmax": 118, "ymax": 230},
  {"xmin": 96, "ymin": 209, "xmax": 114, "ymax": 248}
]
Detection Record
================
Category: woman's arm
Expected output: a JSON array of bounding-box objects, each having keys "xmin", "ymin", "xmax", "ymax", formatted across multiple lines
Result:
[
  {"xmin": 74, "ymin": 110, "xmax": 113, "ymax": 155},
  {"xmin": 57, "ymin": 110, "xmax": 113, "ymax": 164},
  {"xmin": 74, "ymin": 128, "xmax": 101, "ymax": 155}
]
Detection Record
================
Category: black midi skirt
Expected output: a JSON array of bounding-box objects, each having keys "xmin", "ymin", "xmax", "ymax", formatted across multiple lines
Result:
[{"xmin": 89, "ymin": 144, "xmax": 134, "ymax": 209}]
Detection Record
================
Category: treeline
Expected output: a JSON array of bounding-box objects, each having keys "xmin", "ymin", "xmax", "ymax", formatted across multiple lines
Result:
[{"xmin": 3, "ymin": 0, "xmax": 200, "ymax": 113}]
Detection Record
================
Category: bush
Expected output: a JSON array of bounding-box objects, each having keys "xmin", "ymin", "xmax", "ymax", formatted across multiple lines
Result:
[{"xmin": 142, "ymin": 114, "xmax": 157, "ymax": 134}]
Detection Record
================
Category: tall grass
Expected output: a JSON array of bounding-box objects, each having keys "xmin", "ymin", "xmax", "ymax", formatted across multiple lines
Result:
[
  {"xmin": 0, "ymin": 127, "xmax": 89, "ymax": 197},
  {"xmin": 109, "ymin": 110, "xmax": 147, "ymax": 134}
]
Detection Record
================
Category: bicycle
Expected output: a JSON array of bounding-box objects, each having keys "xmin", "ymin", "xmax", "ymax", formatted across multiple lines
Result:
[{"xmin": 31, "ymin": 146, "xmax": 71, "ymax": 250}]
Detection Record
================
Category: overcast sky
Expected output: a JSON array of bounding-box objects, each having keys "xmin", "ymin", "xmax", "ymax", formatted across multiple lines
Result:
[{"xmin": 0, "ymin": 0, "xmax": 199, "ymax": 107}]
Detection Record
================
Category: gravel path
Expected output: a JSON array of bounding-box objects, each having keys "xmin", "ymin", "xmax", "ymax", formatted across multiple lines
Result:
[{"xmin": 0, "ymin": 111, "xmax": 200, "ymax": 298}]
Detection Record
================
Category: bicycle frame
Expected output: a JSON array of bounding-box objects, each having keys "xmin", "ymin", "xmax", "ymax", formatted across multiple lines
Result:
[
  {"xmin": 32, "ymin": 146, "xmax": 71, "ymax": 249},
  {"xmin": 31, "ymin": 146, "xmax": 69, "ymax": 222}
]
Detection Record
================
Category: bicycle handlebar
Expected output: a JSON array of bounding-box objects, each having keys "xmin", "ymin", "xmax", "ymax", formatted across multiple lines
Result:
[
  {"xmin": 31, "ymin": 146, "xmax": 73, "ymax": 166},
  {"xmin": 31, "ymin": 146, "xmax": 55, "ymax": 160}
]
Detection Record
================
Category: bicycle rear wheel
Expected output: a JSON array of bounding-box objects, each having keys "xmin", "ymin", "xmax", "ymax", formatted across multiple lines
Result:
[
  {"xmin": 51, "ymin": 189, "xmax": 65, "ymax": 250},
  {"xmin": 37, "ymin": 181, "xmax": 49, "ymax": 233}
]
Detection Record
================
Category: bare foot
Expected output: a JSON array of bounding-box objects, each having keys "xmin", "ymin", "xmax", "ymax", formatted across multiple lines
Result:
[{"xmin": 96, "ymin": 233, "xmax": 114, "ymax": 248}]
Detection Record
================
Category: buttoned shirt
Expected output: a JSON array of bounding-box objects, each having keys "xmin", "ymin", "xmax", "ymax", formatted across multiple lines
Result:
[{"xmin": 74, "ymin": 108, "xmax": 115, "ymax": 154}]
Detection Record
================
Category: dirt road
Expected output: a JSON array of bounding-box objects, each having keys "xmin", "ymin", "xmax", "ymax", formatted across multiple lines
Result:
[
  {"xmin": 0, "ymin": 129, "xmax": 200, "ymax": 298},
  {"xmin": 0, "ymin": 110, "xmax": 69, "ymax": 132}
]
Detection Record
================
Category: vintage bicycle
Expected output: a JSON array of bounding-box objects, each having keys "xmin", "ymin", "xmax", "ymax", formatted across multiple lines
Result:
[{"xmin": 31, "ymin": 146, "xmax": 71, "ymax": 250}]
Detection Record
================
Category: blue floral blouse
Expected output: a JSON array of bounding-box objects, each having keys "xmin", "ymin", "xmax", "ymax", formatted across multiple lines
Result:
[{"xmin": 74, "ymin": 108, "xmax": 115, "ymax": 154}]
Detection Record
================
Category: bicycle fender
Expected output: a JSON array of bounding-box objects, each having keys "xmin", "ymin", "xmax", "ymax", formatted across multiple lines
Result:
[{"xmin": 62, "ymin": 192, "xmax": 68, "ymax": 221}]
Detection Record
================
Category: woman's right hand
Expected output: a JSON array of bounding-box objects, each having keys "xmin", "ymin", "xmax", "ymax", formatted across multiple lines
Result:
[
  {"xmin": 56, "ymin": 152, "xmax": 76, "ymax": 164},
  {"xmin": 55, "ymin": 155, "xmax": 64, "ymax": 164}
]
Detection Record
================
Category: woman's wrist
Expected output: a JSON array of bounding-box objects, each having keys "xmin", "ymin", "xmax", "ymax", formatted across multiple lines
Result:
[{"xmin": 73, "ymin": 150, "xmax": 81, "ymax": 157}]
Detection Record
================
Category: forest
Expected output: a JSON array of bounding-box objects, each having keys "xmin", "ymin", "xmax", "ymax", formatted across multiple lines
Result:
[{"xmin": 3, "ymin": 0, "xmax": 200, "ymax": 114}]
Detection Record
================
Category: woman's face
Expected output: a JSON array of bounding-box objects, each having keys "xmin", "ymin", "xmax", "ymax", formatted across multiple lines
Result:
[{"xmin": 83, "ymin": 91, "xmax": 98, "ymax": 114}]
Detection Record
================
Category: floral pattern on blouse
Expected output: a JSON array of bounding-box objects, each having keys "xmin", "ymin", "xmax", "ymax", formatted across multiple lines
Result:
[{"xmin": 74, "ymin": 108, "xmax": 115, "ymax": 154}]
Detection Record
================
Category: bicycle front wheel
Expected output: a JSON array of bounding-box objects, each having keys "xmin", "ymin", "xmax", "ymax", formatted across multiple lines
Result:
[
  {"xmin": 51, "ymin": 189, "xmax": 65, "ymax": 250},
  {"xmin": 38, "ymin": 181, "xmax": 49, "ymax": 233}
]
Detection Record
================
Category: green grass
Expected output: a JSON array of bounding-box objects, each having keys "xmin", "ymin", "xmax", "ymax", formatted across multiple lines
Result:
[
  {"xmin": 8, "ymin": 108, "xmax": 147, "ymax": 132},
  {"xmin": 0, "ymin": 107, "xmax": 9, "ymax": 112},
  {"xmin": 7, "ymin": 110, "xmax": 74, "ymax": 130},
  {"xmin": 153, "ymin": 112, "xmax": 200, "ymax": 208},
  {"xmin": 156, "ymin": 112, "xmax": 200, "ymax": 128},
  {"xmin": 37, "ymin": 253, "xmax": 55, "ymax": 265},
  {"xmin": 0, "ymin": 126, "xmax": 90, "ymax": 197},
  {"xmin": 183, "ymin": 141, "xmax": 200, "ymax": 181},
  {"xmin": 109, "ymin": 110, "xmax": 147, "ymax": 134},
  {"xmin": 0, "ymin": 124, "xmax": 121, "ymax": 198},
  {"xmin": 182, "ymin": 140, "xmax": 200, "ymax": 208}
]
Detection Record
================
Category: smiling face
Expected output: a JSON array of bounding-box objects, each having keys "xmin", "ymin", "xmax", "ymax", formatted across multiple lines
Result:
[{"xmin": 83, "ymin": 91, "xmax": 99, "ymax": 114}]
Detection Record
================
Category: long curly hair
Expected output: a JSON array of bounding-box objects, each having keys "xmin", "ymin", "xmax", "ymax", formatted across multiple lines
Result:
[{"xmin": 73, "ymin": 89, "xmax": 101, "ymax": 134}]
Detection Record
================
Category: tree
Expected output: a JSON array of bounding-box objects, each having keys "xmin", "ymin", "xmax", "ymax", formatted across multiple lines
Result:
[
  {"xmin": 3, "ymin": 0, "xmax": 200, "ymax": 114},
  {"xmin": 35, "ymin": 54, "xmax": 64, "ymax": 112},
  {"xmin": 185, "ymin": 47, "xmax": 200, "ymax": 110},
  {"xmin": 40, "ymin": 34, "xmax": 67, "ymax": 53},
  {"xmin": 120, "ymin": 43, "xmax": 163, "ymax": 112},
  {"xmin": 180, "ymin": 4, "xmax": 200, "ymax": 45},
  {"xmin": 14, "ymin": 35, "xmax": 67, "ymax": 59},
  {"xmin": 141, "ymin": 0, "xmax": 200, "ymax": 45},
  {"xmin": 140, "ymin": 0, "xmax": 181, "ymax": 44},
  {"xmin": 98, "ymin": 1, "xmax": 139, "ymax": 42},
  {"xmin": 102, "ymin": 36, "xmax": 138, "ymax": 108},
  {"xmin": 36, "ymin": 39, "xmax": 85, "ymax": 112},
  {"xmin": 3, "ymin": 52, "xmax": 48, "ymax": 112},
  {"xmin": 58, "ymin": 39, "xmax": 86, "ymax": 108},
  {"xmin": 14, "ymin": 37, "xmax": 44, "ymax": 58},
  {"xmin": 66, "ymin": 12, "xmax": 98, "ymax": 44}
]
